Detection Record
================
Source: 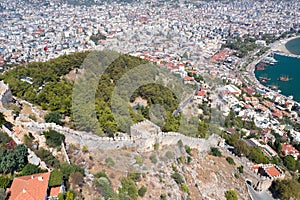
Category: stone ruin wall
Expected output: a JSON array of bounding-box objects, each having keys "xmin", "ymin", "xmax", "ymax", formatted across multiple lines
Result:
[{"xmin": 17, "ymin": 116, "xmax": 219, "ymax": 152}]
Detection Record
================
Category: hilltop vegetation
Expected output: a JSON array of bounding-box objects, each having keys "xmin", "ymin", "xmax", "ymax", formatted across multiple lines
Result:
[
  {"xmin": 1, "ymin": 51, "xmax": 186, "ymax": 136},
  {"xmin": 1, "ymin": 50, "xmax": 210, "ymax": 137}
]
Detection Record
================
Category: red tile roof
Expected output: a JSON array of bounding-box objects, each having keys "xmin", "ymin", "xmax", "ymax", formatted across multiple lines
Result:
[
  {"xmin": 184, "ymin": 76, "xmax": 194, "ymax": 81},
  {"xmin": 9, "ymin": 172, "xmax": 50, "ymax": 200},
  {"xmin": 49, "ymin": 186, "xmax": 61, "ymax": 197},
  {"xmin": 197, "ymin": 91, "xmax": 206, "ymax": 96},
  {"xmin": 272, "ymin": 112, "xmax": 282, "ymax": 118},
  {"xmin": 282, "ymin": 143, "xmax": 299, "ymax": 156},
  {"xmin": 265, "ymin": 166, "xmax": 281, "ymax": 177}
]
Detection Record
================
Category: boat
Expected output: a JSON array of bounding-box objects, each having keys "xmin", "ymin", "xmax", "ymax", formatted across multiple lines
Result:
[
  {"xmin": 262, "ymin": 56, "xmax": 277, "ymax": 65},
  {"xmin": 268, "ymin": 84, "xmax": 279, "ymax": 90},
  {"xmin": 256, "ymin": 66, "xmax": 265, "ymax": 71},
  {"xmin": 278, "ymin": 75, "xmax": 292, "ymax": 82},
  {"xmin": 259, "ymin": 75, "xmax": 271, "ymax": 83}
]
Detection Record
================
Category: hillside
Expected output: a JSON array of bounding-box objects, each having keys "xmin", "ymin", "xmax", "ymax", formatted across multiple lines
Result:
[
  {"xmin": 67, "ymin": 142, "xmax": 250, "ymax": 200},
  {"xmin": 0, "ymin": 51, "xmax": 188, "ymax": 136}
]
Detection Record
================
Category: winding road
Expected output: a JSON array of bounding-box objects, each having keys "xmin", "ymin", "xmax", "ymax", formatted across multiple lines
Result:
[{"xmin": 246, "ymin": 181, "xmax": 275, "ymax": 200}]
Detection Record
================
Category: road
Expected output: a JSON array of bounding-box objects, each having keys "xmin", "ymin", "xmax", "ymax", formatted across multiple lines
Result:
[
  {"xmin": 246, "ymin": 181, "xmax": 275, "ymax": 200},
  {"xmin": 172, "ymin": 82, "xmax": 200, "ymax": 116}
]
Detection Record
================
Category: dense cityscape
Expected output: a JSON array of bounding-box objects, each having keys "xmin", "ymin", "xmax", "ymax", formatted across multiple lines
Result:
[{"xmin": 0, "ymin": 0, "xmax": 300, "ymax": 200}]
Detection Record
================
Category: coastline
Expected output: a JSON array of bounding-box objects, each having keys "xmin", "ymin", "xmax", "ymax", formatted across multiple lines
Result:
[
  {"xmin": 272, "ymin": 35, "xmax": 300, "ymax": 55},
  {"xmin": 245, "ymin": 37, "xmax": 300, "ymax": 105}
]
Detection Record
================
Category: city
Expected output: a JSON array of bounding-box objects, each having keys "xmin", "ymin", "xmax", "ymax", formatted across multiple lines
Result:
[{"xmin": 0, "ymin": 0, "xmax": 300, "ymax": 200}]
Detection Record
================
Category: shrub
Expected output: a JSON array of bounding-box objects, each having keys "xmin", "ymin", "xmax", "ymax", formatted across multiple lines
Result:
[
  {"xmin": 135, "ymin": 156, "xmax": 144, "ymax": 165},
  {"xmin": 211, "ymin": 147, "xmax": 222, "ymax": 157},
  {"xmin": 35, "ymin": 149, "xmax": 60, "ymax": 168},
  {"xmin": 0, "ymin": 188, "xmax": 7, "ymax": 200},
  {"xmin": 181, "ymin": 183, "xmax": 189, "ymax": 193},
  {"xmin": 69, "ymin": 171, "xmax": 83, "ymax": 186},
  {"xmin": 177, "ymin": 156, "xmax": 184, "ymax": 164},
  {"xmin": 225, "ymin": 190, "xmax": 238, "ymax": 200},
  {"xmin": 171, "ymin": 172, "xmax": 184, "ymax": 185},
  {"xmin": 95, "ymin": 177, "xmax": 118, "ymax": 200},
  {"xmin": 185, "ymin": 145, "xmax": 191, "ymax": 155},
  {"xmin": 44, "ymin": 130, "xmax": 65, "ymax": 148},
  {"xmin": 154, "ymin": 143, "xmax": 159, "ymax": 150},
  {"xmin": 187, "ymin": 156, "xmax": 192, "ymax": 164},
  {"xmin": 226, "ymin": 157, "xmax": 235, "ymax": 165},
  {"xmin": 82, "ymin": 145, "xmax": 88, "ymax": 153},
  {"xmin": 177, "ymin": 140, "xmax": 183, "ymax": 148},
  {"xmin": 138, "ymin": 185, "xmax": 147, "ymax": 197},
  {"xmin": 237, "ymin": 165, "xmax": 244, "ymax": 173},
  {"xmin": 23, "ymin": 134, "xmax": 34, "ymax": 149},
  {"xmin": 149, "ymin": 153, "xmax": 158, "ymax": 164},
  {"xmin": 95, "ymin": 171, "xmax": 109, "ymax": 180},
  {"xmin": 165, "ymin": 151, "xmax": 173, "ymax": 160},
  {"xmin": 160, "ymin": 194, "xmax": 167, "ymax": 200},
  {"xmin": 29, "ymin": 114, "xmax": 37, "ymax": 121},
  {"xmin": 105, "ymin": 157, "xmax": 115, "ymax": 167},
  {"xmin": 127, "ymin": 172, "xmax": 141, "ymax": 182},
  {"xmin": 45, "ymin": 111, "xmax": 63, "ymax": 125}
]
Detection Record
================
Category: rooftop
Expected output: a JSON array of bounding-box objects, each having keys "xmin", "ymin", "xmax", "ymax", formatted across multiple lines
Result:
[{"xmin": 9, "ymin": 172, "xmax": 50, "ymax": 200}]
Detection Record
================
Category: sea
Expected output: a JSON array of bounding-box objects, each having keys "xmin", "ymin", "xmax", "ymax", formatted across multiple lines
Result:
[{"xmin": 255, "ymin": 37, "xmax": 300, "ymax": 102}]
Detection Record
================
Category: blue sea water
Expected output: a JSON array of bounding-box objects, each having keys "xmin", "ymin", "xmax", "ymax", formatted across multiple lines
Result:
[
  {"xmin": 285, "ymin": 37, "xmax": 300, "ymax": 55},
  {"xmin": 255, "ymin": 53, "xmax": 300, "ymax": 102}
]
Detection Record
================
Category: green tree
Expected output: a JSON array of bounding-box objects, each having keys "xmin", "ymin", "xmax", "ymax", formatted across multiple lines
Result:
[
  {"xmin": 65, "ymin": 191, "xmax": 75, "ymax": 200},
  {"xmin": 225, "ymin": 190, "xmax": 238, "ymax": 200},
  {"xmin": 283, "ymin": 155, "xmax": 297, "ymax": 171},
  {"xmin": 21, "ymin": 163, "xmax": 47, "ymax": 176},
  {"xmin": 45, "ymin": 112, "xmax": 63, "ymax": 125},
  {"xmin": 94, "ymin": 177, "xmax": 118, "ymax": 200},
  {"xmin": 0, "ymin": 188, "xmax": 7, "ymax": 200},
  {"xmin": 60, "ymin": 162, "xmax": 84, "ymax": 179},
  {"xmin": 0, "ymin": 175, "xmax": 11, "ymax": 189},
  {"xmin": 138, "ymin": 185, "xmax": 147, "ymax": 197},
  {"xmin": 14, "ymin": 144, "xmax": 29, "ymax": 171},
  {"xmin": 0, "ymin": 113, "xmax": 6, "ymax": 127},
  {"xmin": 49, "ymin": 169, "xmax": 63, "ymax": 187},
  {"xmin": 118, "ymin": 177, "xmax": 138, "ymax": 200},
  {"xmin": 272, "ymin": 179, "xmax": 300, "ymax": 200},
  {"xmin": 233, "ymin": 140, "xmax": 249, "ymax": 157}
]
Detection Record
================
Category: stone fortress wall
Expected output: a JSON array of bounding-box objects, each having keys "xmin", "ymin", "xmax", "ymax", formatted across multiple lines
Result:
[{"xmin": 20, "ymin": 117, "xmax": 220, "ymax": 152}]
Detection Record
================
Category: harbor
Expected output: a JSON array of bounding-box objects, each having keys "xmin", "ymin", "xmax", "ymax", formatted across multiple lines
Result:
[{"xmin": 254, "ymin": 52, "xmax": 300, "ymax": 102}]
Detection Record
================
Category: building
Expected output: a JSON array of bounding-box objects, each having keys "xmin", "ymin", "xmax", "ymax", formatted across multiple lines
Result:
[
  {"xmin": 8, "ymin": 172, "xmax": 63, "ymax": 200},
  {"xmin": 251, "ymin": 164, "xmax": 285, "ymax": 180},
  {"xmin": 282, "ymin": 143, "xmax": 299, "ymax": 160},
  {"xmin": 223, "ymin": 84, "xmax": 241, "ymax": 96}
]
